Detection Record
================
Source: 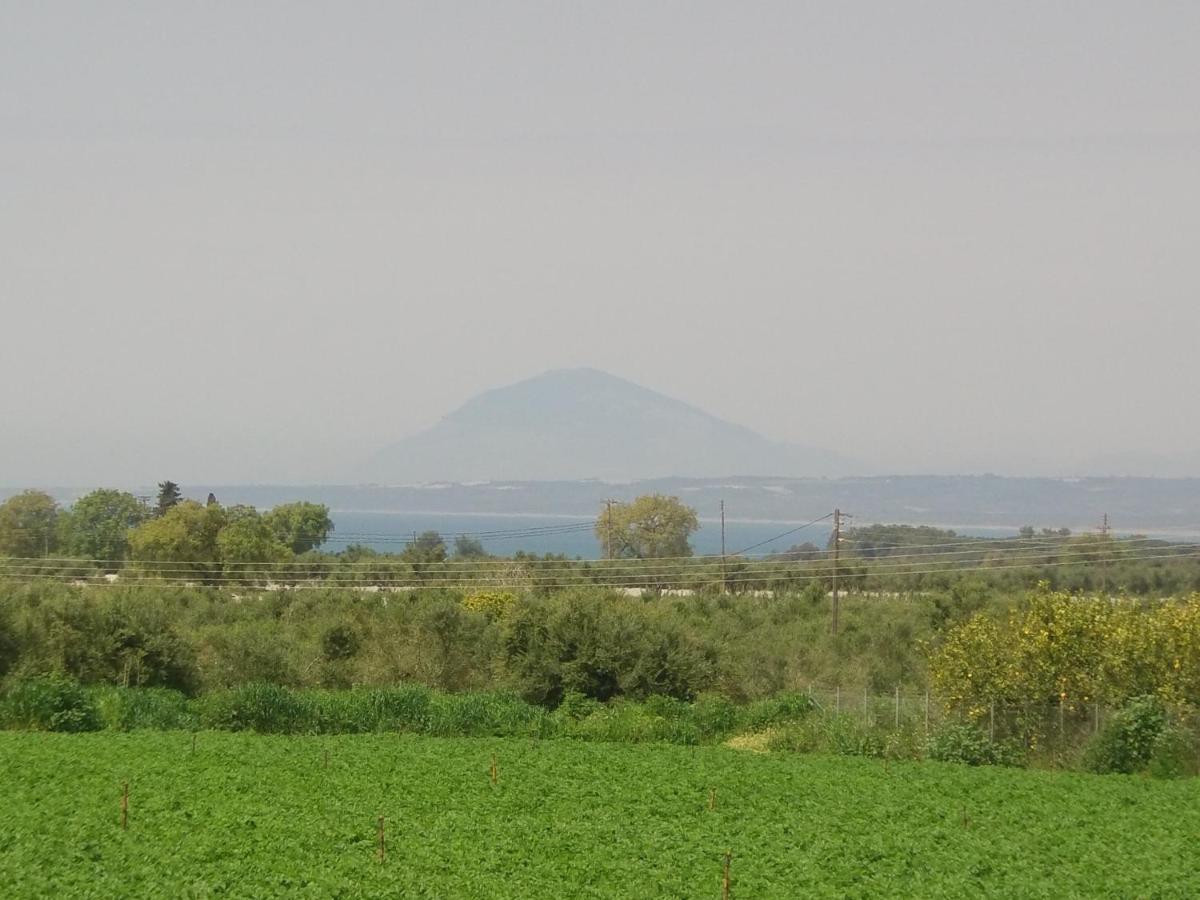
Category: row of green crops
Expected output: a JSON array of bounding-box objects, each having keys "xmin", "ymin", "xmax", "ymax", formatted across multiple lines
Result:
[{"xmin": 2, "ymin": 731, "xmax": 1199, "ymax": 897}]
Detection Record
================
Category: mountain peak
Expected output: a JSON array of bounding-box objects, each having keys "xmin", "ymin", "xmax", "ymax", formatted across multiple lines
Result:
[{"xmin": 363, "ymin": 369, "xmax": 856, "ymax": 483}]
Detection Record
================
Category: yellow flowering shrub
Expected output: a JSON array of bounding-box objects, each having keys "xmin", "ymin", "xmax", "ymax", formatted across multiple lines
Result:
[
  {"xmin": 460, "ymin": 590, "xmax": 517, "ymax": 619},
  {"xmin": 930, "ymin": 587, "xmax": 1200, "ymax": 713}
]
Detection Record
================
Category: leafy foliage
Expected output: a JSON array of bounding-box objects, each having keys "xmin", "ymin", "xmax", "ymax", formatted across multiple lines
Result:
[
  {"xmin": 595, "ymin": 494, "xmax": 699, "ymax": 560},
  {"xmin": 927, "ymin": 723, "xmax": 1024, "ymax": 767},
  {"xmin": 61, "ymin": 489, "xmax": 150, "ymax": 564},
  {"xmin": 1084, "ymin": 696, "xmax": 1170, "ymax": 775},
  {"xmin": 0, "ymin": 490, "xmax": 61, "ymax": 558},
  {"xmin": 263, "ymin": 502, "xmax": 333, "ymax": 554},
  {"xmin": 501, "ymin": 590, "xmax": 716, "ymax": 705},
  {"xmin": 929, "ymin": 587, "xmax": 1200, "ymax": 715},
  {"xmin": 0, "ymin": 673, "xmax": 100, "ymax": 732},
  {"xmin": 4, "ymin": 731, "xmax": 1199, "ymax": 896}
]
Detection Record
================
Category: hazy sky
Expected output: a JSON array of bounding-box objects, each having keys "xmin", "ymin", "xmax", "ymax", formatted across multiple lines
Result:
[{"xmin": 2, "ymin": 2, "xmax": 1198, "ymax": 485}]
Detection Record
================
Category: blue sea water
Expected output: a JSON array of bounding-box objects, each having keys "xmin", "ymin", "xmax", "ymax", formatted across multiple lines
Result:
[
  {"xmin": 318, "ymin": 511, "xmax": 1087, "ymax": 558},
  {"xmin": 324, "ymin": 510, "xmax": 841, "ymax": 558}
]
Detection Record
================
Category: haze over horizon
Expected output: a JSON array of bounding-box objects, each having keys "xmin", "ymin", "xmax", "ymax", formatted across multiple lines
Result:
[{"xmin": 3, "ymin": 4, "xmax": 1198, "ymax": 485}]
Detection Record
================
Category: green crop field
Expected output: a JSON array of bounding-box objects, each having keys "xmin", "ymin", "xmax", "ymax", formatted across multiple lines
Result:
[{"xmin": 1, "ymin": 733, "xmax": 1197, "ymax": 898}]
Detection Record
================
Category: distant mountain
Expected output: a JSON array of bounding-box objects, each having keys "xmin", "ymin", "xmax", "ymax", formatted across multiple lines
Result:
[{"xmin": 362, "ymin": 368, "xmax": 857, "ymax": 482}]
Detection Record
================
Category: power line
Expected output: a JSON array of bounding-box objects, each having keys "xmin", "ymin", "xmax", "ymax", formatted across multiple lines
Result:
[
  {"xmin": 2, "ymin": 534, "xmax": 1192, "ymax": 573},
  {"xmin": 730, "ymin": 513, "xmax": 834, "ymax": 555},
  {"xmin": 3, "ymin": 545, "xmax": 1193, "ymax": 587},
  {"xmin": 2, "ymin": 548, "xmax": 1195, "ymax": 591}
]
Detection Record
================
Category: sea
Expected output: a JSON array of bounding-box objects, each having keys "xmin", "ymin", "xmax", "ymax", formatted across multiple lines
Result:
[{"xmin": 321, "ymin": 511, "xmax": 1030, "ymax": 558}]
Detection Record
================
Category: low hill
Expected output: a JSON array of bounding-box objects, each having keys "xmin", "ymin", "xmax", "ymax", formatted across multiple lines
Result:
[{"xmin": 362, "ymin": 368, "xmax": 856, "ymax": 482}]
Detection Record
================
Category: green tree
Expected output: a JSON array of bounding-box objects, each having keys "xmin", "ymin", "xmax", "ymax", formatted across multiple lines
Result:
[
  {"xmin": 0, "ymin": 490, "xmax": 61, "ymax": 558},
  {"xmin": 402, "ymin": 531, "xmax": 447, "ymax": 565},
  {"xmin": 62, "ymin": 489, "xmax": 150, "ymax": 564},
  {"xmin": 217, "ymin": 507, "xmax": 291, "ymax": 572},
  {"xmin": 155, "ymin": 481, "xmax": 182, "ymax": 517},
  {"xmin": 263, "ymin": 502, "xmax": 334, "ymax": 554},
  {"xmin": 128, "ymin": 500, "xmax": 226, "ymax": 580},
  {"xmin": 453, "ymin": 535, "xmax": 488, "ymax": 559},
  {"xmin": 595, "ymin": 495, "xmax": 699, "ymax": 559}
]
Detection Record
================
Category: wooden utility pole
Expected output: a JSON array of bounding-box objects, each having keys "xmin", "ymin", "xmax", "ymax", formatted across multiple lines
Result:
[
  {"xmin": 605, "ymin": 499, "xmax": 615, "ymax": 560},
  {"xmin": 1100, "ymin": 512, "xmax": 1111, "ymax": 594},
  {"xmin": 720, "ymin": 500, "xmax": 727, "ymax": 594},
  {"xmin": 831, "ymin": 508, "xmax": 841, "ymax": 635}
]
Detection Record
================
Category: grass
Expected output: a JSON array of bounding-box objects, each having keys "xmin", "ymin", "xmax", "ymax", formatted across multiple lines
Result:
[{"xmin": 1, "ymin": 731, "xmax": 1197, "ymax": 897}]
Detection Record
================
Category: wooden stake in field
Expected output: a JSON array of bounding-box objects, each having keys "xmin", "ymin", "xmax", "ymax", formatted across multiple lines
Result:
[
  {"xmin": 708, "ymin": 788, "xmax": 716, "ymax": 811},
  {"xmin": 377, "ymin": 816, "xmax": 386, "ymax": 864},
  {"xmin": 120, "ymin": 782, "xmax": 129, "ymax": 830},
  {"xmin": 722, "ymin": 850, "xmax": 732, "ymax": 900},
  {"xmin": 323, "ymin": 748, "xmax": 330, "ymax": 769},
  {"xmin": 489, "ymin": 754, "xmax": 499, "ymax": 786}
]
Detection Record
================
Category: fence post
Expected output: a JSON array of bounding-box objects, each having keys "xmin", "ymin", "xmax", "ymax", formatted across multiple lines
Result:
[
  {"xmin": 835, "ymin": 685, "xmax": 840, "ymax": 714},
  {"xmin": 1094, "ymin": 701, "xmax": 1100, "ymax": 735},
  {"xmin": 894, "ymin": 685, "xmax": 900, "ymax": 729},
  {"xmin": 989, "ymin": 701, "xmax": 995, "ymax": 742}
]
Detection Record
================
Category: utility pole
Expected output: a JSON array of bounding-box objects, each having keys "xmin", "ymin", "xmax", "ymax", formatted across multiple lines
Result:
[
  {"xmin": 720, "ymin": 500, "xmax": 727, "ymax": 594},
  {"xmin": 605, "ymin": 499, "xmax": 615, "ymax": 560},
  {"xmin": 831, "ymin": 508, "xmax": 841, "ymax": 635},
  {"xmin": 1100, "ymin": 512, "xmax": 1111, "ymax": 595}
]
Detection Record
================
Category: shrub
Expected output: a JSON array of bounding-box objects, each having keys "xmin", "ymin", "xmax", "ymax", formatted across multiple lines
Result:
[
  {"xmin": 566, "ymin": 699, "xmax": 697, "ymax": 745},
  {"xmin": 502, "ymin": 591, "xmax": 715, "ymax": 706},
  {"xmin": 1084, "ymin": 696, "xmax": 1170, "ymax": 775},
  {"xmin": 194, "ymin": 682, "xmax": 313, "ymax": 733},
  {"xmin": 320, "ymin": 624, "xmax": 360, "ymax": 662},
  {"xmin": 928, "ymin": 723, "xmax": 1023, "ymax": 767},
  {"xmin": 198, "ymin": 622, "xmax": 301, "ymax": 688},
  {"xmin": 555, "ymin": 691, "xmax": 602, "ymax": 721},
  {"xmin": 306, "ymin": 685, "xmax": 434, "ymax": 733},
  {"xmin": 426, "ymin": 691, "xmax": 551, "ymax": 738},
  {"xmin": 1, "ymin": 674, "xmax": 101, "ymax": 732},
  {"xmin": 92, "ymin": 686, "xmax": 194, "ymax": 731},
  {"xmin": 740, "ymin": 692, "xmax": 815, "ymax": 732},
  {"xmin": 690, "ymin": 693, "xmax": 739, "ymax": 741},
  {"xmin": 461, "ymin": 591, "xmax": 517, "ymax": 619}
]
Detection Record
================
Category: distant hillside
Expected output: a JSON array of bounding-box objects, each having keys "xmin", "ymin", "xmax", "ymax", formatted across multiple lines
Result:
[{"xmin": 362, "ymin": 368, "xmax": 856, "ymax": 483}]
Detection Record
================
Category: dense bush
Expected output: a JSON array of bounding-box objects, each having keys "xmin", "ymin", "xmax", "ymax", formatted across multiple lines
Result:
[
  {"xmin": 1084, "ymin": 696, "xmax": 1170, "ymax": 775},
  {"xmin": 501, "ymin": 590, "xmax": 716, "ymax": 705},
  {"xmin": 1, "ymin": 674, "xmax": 100, "ymax": 732},
  {"xmin": 0, "ymin": 582, "xmax": 938, "ymax": 702},
  {"xmin": 194, "ymin": 682, "xmax": 313, "ymax": 733},
  {"xmin": 930, "ymin": 589, "xmax": 1200, "ymax": 715},
  {"xmin": 93, "ymin": 685, "xmax": 195, "ymax": 731},
  {"xmin": 927, "ymin": 723, "xmax": 1024, "ymax": 767}
]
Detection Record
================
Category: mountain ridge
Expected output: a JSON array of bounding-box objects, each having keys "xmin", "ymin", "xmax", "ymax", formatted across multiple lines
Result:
[{"xmin": 362, "ymin": 368, "xmax": 857, "ymax": 483}]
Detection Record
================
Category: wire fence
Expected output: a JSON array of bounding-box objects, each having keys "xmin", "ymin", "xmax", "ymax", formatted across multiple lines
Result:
[{"xmin": 792, "ymin": 683, "xmax": 1169, "ymax": 749}]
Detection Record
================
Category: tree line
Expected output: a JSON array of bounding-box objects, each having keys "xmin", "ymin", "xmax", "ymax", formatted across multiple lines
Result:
[{"xmin": 0, "ymin": 482, "xmax": 333, "ymax": 571}]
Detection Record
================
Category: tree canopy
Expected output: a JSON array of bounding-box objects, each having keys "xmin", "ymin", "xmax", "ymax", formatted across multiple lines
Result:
[
  {"xmin": 129, "ymin": 500, "xmax": 226, "ymax": 579},
  {"xmin": 0, "ymin": 490, "xmax": 61, "ymax": 558},
  {"xmin": 62, "ymin": 489, "xmax": 149, "ymax": 563},
  {"xmin": 263, "ymin": 502, "xmax": 333, "ymax": 555},
  {"xmin": 595, "ymin": 495, "xmax": 699, "ymax": 560},
  {"xmin": 402, "ymin": 531, "xmax": 447, "ymax": 565},
  {"xmin": 155, "ymin": 481, "xmax": 182, "ymax": 517}
]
